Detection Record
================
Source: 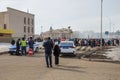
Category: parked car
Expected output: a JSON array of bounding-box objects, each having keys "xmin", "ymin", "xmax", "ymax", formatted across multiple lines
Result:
[
  {"xmin": 59, "ymin": 41, "xmax": 76, "ymax": 55},
  {"xmin": 9, "ymin": 42, "xmax": 39, "ymax": 55}
]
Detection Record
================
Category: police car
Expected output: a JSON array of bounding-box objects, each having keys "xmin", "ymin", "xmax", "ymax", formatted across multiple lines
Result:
[{"xmin": 9, "ymin": 42, "xmax": 39, "ymax": 55}]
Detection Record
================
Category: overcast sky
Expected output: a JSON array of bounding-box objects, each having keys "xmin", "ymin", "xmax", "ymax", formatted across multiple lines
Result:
[{"xmin": 0, "ymin": 0, "xmax": 120, "ymax": 34}]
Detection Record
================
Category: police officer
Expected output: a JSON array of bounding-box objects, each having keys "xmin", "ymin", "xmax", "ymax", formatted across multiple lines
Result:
[{"xmin": 21, "ymin": 37, "xmax": 27, "ymax": 56}]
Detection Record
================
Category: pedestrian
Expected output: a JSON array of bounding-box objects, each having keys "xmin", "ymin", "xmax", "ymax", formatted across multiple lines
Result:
[
  {"xmin": 20, "ymin": 37, "xmax": 27, "ymax": 56},
  {"xmin": 11, "ymin": 39, "xmax": 15, "ymax": 45},
  {"xmin": 43, "ymin": 37, "xmax": 53, "ymax": 68},
  {"xmin": 53, "ymin": 44, "xmax": 60, "ymax": 65},
  {"xmin": 28, "ymin": 36, "xmax": 34, "ymax": 54},
  {"xmin": 16, "ymin": 38, "xmax": 21, "ymax": 55}
]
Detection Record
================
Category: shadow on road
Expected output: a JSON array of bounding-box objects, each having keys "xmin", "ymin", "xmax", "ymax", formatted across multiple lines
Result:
[
  {"xmin": 60, "ymin": 54, "xmax": 77, "ymax": 59},
  {"xmin": 53, "ymin": 65, "xmax": 86, "ymax": 73}
]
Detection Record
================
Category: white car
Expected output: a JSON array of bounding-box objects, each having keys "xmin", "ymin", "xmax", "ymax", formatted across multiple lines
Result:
[{"xmin": 59, "ymin": 41, "xmax": 76, "ymax": 55}]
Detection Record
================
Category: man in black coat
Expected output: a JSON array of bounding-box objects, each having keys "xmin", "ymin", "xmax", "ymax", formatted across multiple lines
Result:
[
  {"xmin": 16, "ymin": 38, "xmax": 20, "ymax": 55},
  {"xmin": 11, "ymin": 39, "xmax": 15, "ymax": 45},
  {"xmin": 28, "ymin": 36, "xmax": 34, "ymax": 54},
  {"xmin": 43, "ymin": 37, "xmax": 53, "ymax": 68}
]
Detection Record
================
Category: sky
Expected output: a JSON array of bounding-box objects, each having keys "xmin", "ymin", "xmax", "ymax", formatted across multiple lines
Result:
[{"xmin": 0, "ymin": 0, "xmax": 120, "ymax": 34}]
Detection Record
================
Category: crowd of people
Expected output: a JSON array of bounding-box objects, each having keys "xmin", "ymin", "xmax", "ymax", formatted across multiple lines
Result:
[
  {"xmin": 10, "ymin": 37, "xmax": 120, "ymax": 68},
  {"xmin": 11, "ymin": 37, "xmax": 34, "ymax": 56},
  {"xmin": 11, "ymin": 36, "xmax": 61, "ymax": 68},
  {"xmin": 74, "ymin": 38, "xmax": 120, "ymax": 47}
]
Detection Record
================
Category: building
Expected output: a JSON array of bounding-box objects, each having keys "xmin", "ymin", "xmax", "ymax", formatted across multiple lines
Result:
[
  {"xmin": 41, "ymin": 27, "xmax": 73, "ymax": 39},
  {"xmin": 0, "ymin": 7, "xmax": 35, "ymax": 39}
]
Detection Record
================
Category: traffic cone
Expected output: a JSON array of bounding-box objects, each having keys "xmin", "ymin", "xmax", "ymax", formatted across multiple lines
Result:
[{"xmin": 28, "ymin": 48, "xmax": 33, "ymax": 56}]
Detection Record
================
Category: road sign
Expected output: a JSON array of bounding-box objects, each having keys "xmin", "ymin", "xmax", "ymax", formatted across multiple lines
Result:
[{"xmin": 105, "ymin": 31, "xmax": 109, "ymax": 35}]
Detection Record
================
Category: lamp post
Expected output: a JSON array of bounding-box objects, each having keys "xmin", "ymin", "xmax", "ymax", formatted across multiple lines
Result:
[
  {"xmin": 100, "ymin": 0, "xmax": 103, "ymax": 49},
  {"xmin": 41, "ymin": 26, "xmax": 43, "ymax": 40},
  {"xmin": 50, "ymin": 26, "xmax": 52, "ymax": 38}
]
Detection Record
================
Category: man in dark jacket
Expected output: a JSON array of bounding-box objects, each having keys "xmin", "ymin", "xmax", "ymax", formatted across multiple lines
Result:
[
  {"xmin": 16, "ymin": 38, "xmax": 20, "ymax": 55},
  {"xmin": 28, "ymin": 36, "xmax": 34, "ymax": 54},
  {"xmin": 43, "ymin": 37, "xmax": 53, "ymax": 68},
  {"xmin": 11, "ymin": 39, "xmax": 15, "ymax": 45}
]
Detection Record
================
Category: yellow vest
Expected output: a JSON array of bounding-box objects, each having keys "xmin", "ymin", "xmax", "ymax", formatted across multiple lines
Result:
[{"xmin": 21, "ymin": 40, "xmax": 27, "ymax": 47}]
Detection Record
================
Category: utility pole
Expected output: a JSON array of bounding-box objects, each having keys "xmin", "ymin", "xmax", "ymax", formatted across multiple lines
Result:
[
  {"xmin": 50, "ymin": 26, "xmax": 52, "ymax": 39},
  {"xmin": 41, "ymin": 26, "xmax": 43, "ymax": 40},
  {"xmin": 100, "ymin": 0, "xmax": 103, "ymax": 49}
]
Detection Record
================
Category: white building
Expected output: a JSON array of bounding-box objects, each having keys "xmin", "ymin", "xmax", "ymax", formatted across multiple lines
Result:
[{"xmin": 41, "ymin": 27, "xmax": 73, "ymax": 39}]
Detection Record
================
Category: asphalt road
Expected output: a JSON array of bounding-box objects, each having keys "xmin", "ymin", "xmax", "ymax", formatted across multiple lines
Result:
[{"xmin": 0, "ymin": 52, "xmax": 120, "ymax": 80}]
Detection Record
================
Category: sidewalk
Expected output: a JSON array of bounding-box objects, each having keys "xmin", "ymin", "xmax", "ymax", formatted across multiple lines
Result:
[{"xmin": 0, "ymin": 43, "xmax": 11, "ymax": 53}]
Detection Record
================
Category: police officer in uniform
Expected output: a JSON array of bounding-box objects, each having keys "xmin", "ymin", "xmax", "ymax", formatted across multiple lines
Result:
[{"xmin": 21, "ymin": 37, "xmax": 27, "ymax": 56}]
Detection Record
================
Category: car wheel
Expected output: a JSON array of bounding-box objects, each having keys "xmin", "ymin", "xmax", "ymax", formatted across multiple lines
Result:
[{"xmin": 10, "ymin": 51, "xmax": 13, "ymax": 55}]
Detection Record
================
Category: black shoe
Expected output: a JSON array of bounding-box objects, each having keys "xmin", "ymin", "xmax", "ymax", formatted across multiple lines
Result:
[
  {"xmin": 47, "ymin": 65, "xmax": 49, "ymax": 68},
  {"xmin": 50, "ymin": 65, "xmax": 52, "ymax": 68}
]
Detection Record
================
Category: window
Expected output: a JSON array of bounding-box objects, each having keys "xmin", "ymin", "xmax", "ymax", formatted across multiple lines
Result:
[
  {"xmin": 28, "ymin": 27, "xmax": 30, "ymax": 33},
  {"xmin": 28, "ymin": 18, "xmax": 30, "ymax": 24},
  {"xmin": 24, "ymin": 17, "xmax": 26, "ymax": 24},
  {"xmin": 60, "ymin": 43, "xmax": 73, "ymax": 46},
  {"xmin": 4, "ymin": 24, "xmax": 7, "ymax": 29},
  {"xmin": 32, "ymin": 19, "xmax": 34, "ymax": 25},
  {"xmin": 31, "ymin": 27, "xmax": 34, "ymax": 33},
  {"xmin": 24, "ymin": 26, "xmax": 26, "ymax": 33}
]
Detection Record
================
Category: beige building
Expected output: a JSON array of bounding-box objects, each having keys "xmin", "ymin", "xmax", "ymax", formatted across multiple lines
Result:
[
  {"xmin": 0, "ymin": 7, "xmax": 34, "ymax": 38},
  {"xmin": 41, "ymin": 27, "xmax": 73, "ymax": 39}
]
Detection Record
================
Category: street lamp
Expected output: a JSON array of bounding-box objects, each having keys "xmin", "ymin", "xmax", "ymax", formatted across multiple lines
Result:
[
  {"xmin": 41, "ymin": 26, "xmax": 43, "ymax": 40},
  {"xmin": 100, "ymin": 0, "xmax": 103, "ymax": 49},
  {"xmin": 50, "ymin": 26, "xmax": 52, "ymax": 38}
]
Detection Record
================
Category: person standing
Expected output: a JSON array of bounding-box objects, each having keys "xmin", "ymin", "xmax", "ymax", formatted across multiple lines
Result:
[
  {"xmin": 11, "ymin": 39, "xmax": 15, "ymax": 45},
  {"xmin": 21, "ymin": 37, "xmax": 27, "ymax": 56},
  {"xmin": 16, "ymin": 38, "xmax": 21, "ymax": 55},
  {"xmin": 53, "ymin": 44, "xmax": 60, "ymax": 65},
  {"xmin": 43, "ymin": 37, "xmax": 53, "ymax": 68},
  {"xmin": 28, "ymin": 36, "xmax": 34, "ymax": 54}
]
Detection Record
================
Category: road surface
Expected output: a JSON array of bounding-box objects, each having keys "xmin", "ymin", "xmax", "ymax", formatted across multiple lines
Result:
[{"xmin": 0, "ymin": 52, "xmax": 120, "ymax": 80}]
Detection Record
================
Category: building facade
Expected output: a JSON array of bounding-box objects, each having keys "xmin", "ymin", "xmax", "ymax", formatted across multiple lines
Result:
[
  {"xmin": 41, "ymin": 27, "xmax": 73, "ymax": 39},
  {"xmin": 0, "ymin": 7, "xmax": 35, "ymax": 38}
]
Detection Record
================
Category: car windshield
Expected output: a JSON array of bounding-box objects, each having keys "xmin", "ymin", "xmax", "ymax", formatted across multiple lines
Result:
[{"xmin": 60, "ymin": 42, "xmax": 73, "ymax": 46}]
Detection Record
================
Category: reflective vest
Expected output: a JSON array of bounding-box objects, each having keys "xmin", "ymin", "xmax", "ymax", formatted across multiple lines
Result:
[{"xmin": 21, "ymin": 40, "xmax": 27, "ymax": 47}]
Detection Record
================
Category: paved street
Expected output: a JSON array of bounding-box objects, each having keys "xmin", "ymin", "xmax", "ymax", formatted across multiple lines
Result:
[{"xmin": 0, "ymin": 51, "xmax": 120, "ymax": 80}]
